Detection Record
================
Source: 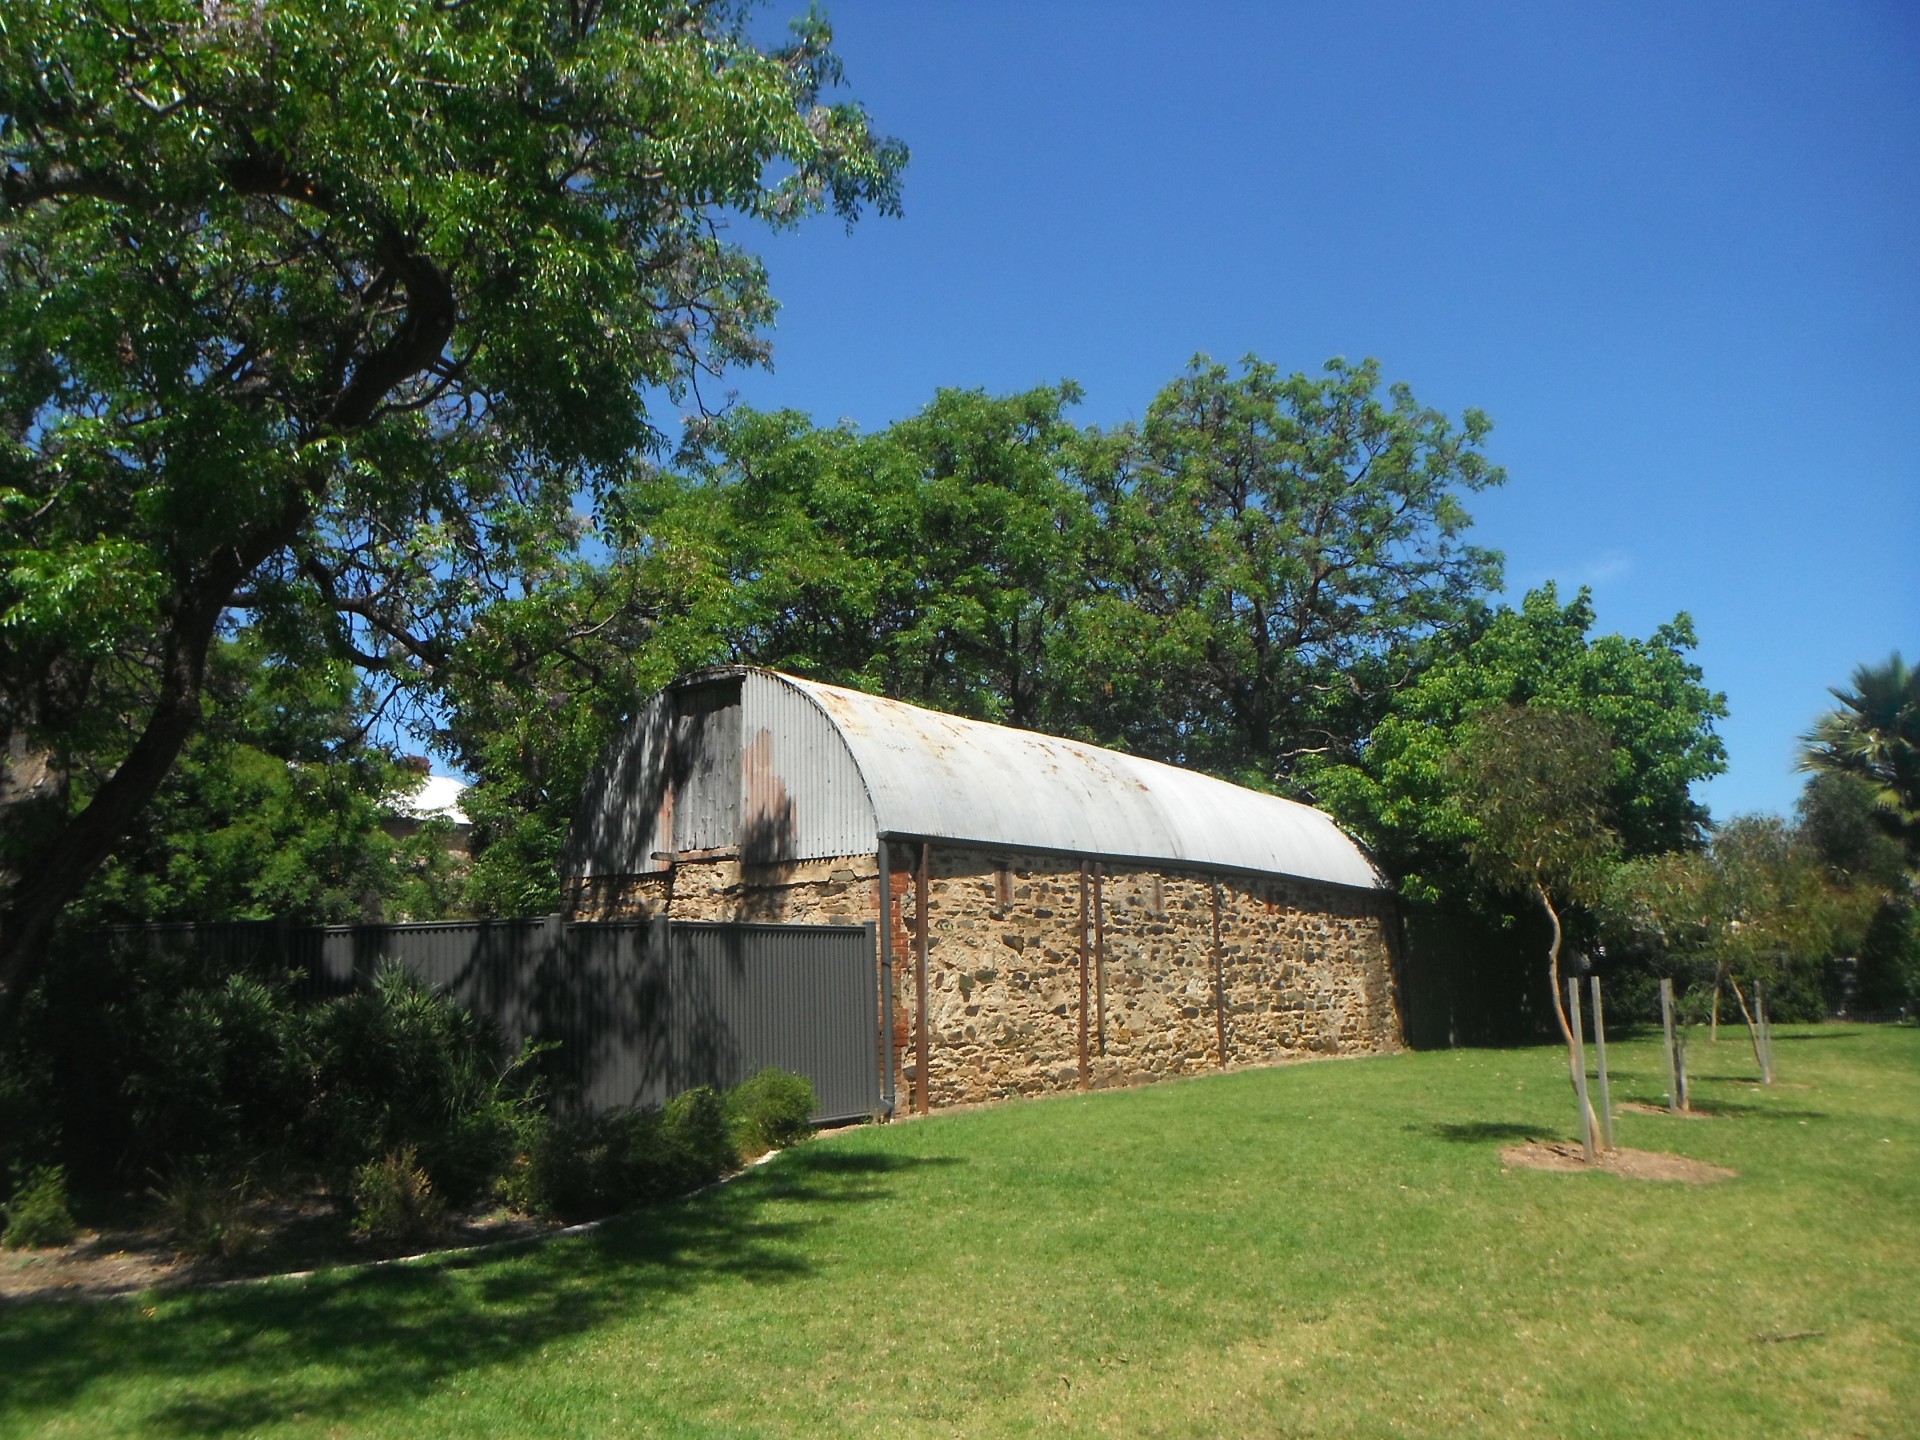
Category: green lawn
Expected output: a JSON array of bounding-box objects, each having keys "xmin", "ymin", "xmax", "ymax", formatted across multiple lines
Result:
[{"xmin": 3, "ymin": 1025, "xmax": 1915, "ymax": 1438}]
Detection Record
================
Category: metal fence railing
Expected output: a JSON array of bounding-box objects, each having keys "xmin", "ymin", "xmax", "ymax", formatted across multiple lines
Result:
[{"xmin": 104, "ymin": 917, "xmax": 882, "ymax": 1124}]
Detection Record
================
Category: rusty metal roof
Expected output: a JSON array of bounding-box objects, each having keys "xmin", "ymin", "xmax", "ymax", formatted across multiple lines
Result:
[{"xmin": 778, "ymin": 674, "xmax": 1383, "ymax": 890}]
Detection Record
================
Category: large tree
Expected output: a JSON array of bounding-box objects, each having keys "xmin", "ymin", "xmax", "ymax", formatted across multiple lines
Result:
[
  {"xmin": 1066, "ymin": 355, "xmax": 1506, "ymax": 790},
  {"xmin": 1310, "ymin": 583, "xmax": 1728, "ymax": 907},
  {"xmin": 0, "ymin": 0, "xmax": 904, "ymax": 1017}
]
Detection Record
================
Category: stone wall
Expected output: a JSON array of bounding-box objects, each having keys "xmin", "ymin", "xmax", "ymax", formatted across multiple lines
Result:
[{"xmin": 563, "ymin": 842, "xmax": 1400, "ymax": 1111}]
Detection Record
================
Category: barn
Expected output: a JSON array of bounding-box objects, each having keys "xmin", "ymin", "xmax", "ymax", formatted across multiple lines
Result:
[{"xmin": 563, "ymin": 667, "xmax": 1401, "ymax": 1113}]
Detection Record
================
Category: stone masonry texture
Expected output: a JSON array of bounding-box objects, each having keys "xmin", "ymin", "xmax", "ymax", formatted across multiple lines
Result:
[{"xmin": 564, "ymin": 843, "xmax": 1401, "ymax": 1110}]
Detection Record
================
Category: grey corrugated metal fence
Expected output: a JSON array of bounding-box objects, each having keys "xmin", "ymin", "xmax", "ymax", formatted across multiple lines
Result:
[{"xmin": 105, "ymin": 917, "xmax": 881, "ymax": 1124}]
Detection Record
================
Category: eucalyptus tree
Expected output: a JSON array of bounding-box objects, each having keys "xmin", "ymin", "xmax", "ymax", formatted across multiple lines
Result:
[
  {"xmin": 1450, "ymin": 704, "xmax": 1620, "ymax": 1051},
  {"xmin": 0, "ymin": 0, "xmax": 905, "ymax": 1018}
]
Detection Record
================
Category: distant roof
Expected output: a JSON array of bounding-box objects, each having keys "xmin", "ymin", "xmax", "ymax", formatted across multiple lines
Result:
[
  {"xmin": 388, "ymin": 773, "xmax": 471, "ymax": 827},
  {"xmin": 778, "ymin": 674, "xmax": 1383, "ymax": 891}
]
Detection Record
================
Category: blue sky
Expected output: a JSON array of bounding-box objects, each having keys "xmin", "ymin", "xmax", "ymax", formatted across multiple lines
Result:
[{"xmin": 710, "ymin": 1, "xmax": 1917, "ymax": 823}]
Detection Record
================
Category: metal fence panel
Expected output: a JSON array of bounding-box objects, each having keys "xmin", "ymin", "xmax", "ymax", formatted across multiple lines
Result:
[{"xmin": 103, "ymin": 917, "xmax": 880, "ymax": 1123}]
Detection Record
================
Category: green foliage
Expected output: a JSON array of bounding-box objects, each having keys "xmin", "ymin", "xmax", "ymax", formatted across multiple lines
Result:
[
  {"xmin": 1450, "ymin": 705, "xmax": 1618, "ymax": 906},
  {"xmin": 1311, "ymin": 583, "xmax": 1727, "ymax": 910},
  {"xmin": 1855, "ymin": 900, "xmax": 1919, "ymax": 1014},
  {"xmin": 726, "ymin": 1067, "xmax": 817, "ymax": 1155},
  {"xmin": 1800, "ymin": 652, "xmax": 1920, "ymax": 862},
  {"xmin": 307, "ymin": 965, "xmax": 542, "ymax": 1206},
  {"xmin": 1, "ymin": 1163, "xmax": 76, "ymax": 1249},
  {"xmin": 0, "ymin": 0, "xmax": 905, "ymax": 1003},
  {"xmin": 445, "ymin": 359, "xmax": 1510, "ymax": 906},
  {"xmin": 1797, "ymin": 770, "xmax": 1911, "ymax": 891},
  {"xmin": 125, "ymin": 972, "xmax": 315, "ymax": 1179},
  {"xmin": 1598, "ymin": 813, "xmax": 1874, "ymax": 1024},
  {"xmin": 521, "ymin": 1073, "xmax": 812, "ymax": 1222},
  {"xmin": 76, "ymin": 638, "xmax": 465, "ymax": 927},
  {"xmin": 350, "ymin": 1146, "xmax": 446, "ymax": 1246},
  {"xmin": 1075, "ymin": 355, "xmax": 1506, "ymax": 783}
]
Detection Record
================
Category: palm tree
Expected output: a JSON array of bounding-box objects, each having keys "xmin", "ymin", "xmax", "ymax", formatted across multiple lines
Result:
[{"xmin": 1799, "ymin": 653, "xmax": 1920, "ymax": 862}]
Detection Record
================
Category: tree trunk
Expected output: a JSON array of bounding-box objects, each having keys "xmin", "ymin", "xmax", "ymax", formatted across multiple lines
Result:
[
  {"xmin": 1536, "ymin": 880, "xmax": 1601, "ymax": 1142},
  {"xmin": 1536, "ymin": 879, "xmax": 1574, "ymax": 1048},
  {"xmin": 0, "ymin": 551, "xmax": 264, "ymax": 1029}
]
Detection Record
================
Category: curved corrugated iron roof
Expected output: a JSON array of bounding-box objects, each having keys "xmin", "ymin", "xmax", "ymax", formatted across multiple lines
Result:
[{"xmin": 777, "ymin": 674, "xmax": 1383, "ymax": 891}]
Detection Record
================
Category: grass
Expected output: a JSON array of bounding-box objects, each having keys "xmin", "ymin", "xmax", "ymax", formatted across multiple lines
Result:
[{"xmin": 2, "ymin": 1024, "xmax": 1915, "ymax": 1438}]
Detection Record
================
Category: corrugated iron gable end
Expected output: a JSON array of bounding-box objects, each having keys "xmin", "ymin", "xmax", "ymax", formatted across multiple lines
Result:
[
  {"xmin": 740, "ymin": 670, "xmax": 876, "ymax": 862},
  {"xmin": 565, "ymin": 693, "xmax": 676, "ymax": 877}
]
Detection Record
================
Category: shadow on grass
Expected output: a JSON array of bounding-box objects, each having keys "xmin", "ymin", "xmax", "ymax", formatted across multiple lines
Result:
[
  {"xmin": 1770, "ymin": 1031, "xmax": 1864, "ymax": 1043},
  {"xmin": 0, "ymin": 1146, "xmax": 955, "ymax": 1437},
  {"xmin": 1423, "ymin": 1121, "xmax": 1547, "ymax": 1144}
]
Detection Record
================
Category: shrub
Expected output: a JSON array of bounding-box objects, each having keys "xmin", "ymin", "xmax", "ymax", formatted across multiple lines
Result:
[
  {"xmin": 2, "ymin": 1165, "xmax": 78, "ymax": 1250},
  {"xmin": 523, "ymin": 1085, "xmax": 744, "ymax": 1222},
  {"xmin": 307, "ymin": 963, "xmax": 542, "ymax": 1205},
  {"xmin": 151, "ymin": 1168, "xmax": 264, "ymax": 1263},
  {"xmin": 351, "ymin": 1146, "xmax": 446, "ymax": 1244},
  {"xmin": 126, "ymin": 973, "xmax": 313, "ymax": 1181},
  {"xmin": 726, "ymin": 1068, "xmax": 816, "ymax": 1156}
]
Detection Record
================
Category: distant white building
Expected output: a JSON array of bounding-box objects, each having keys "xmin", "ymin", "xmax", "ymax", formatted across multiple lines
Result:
[{"xmin": 384, "ymin": 760, "xmax": 473, "ymax": 851}]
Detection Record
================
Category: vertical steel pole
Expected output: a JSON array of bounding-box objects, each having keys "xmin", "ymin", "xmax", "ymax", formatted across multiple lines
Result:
[
  {"xmin": 1077, "ymin": 861, "xmax": 1091, "ymax": 1089},
  {"xmin": 1659, "ymin": 977, "xmax": 1679, "ymax": 1114},
  {"xmin": 1212, "ymin": 882, "xmax": 1227, "ymax": 1067},
  {"xmin": 915, "ymin": 841, "xmax": 931, "ymax": 1115},
  {"xmin": 1590, "ymin": 975, "xmax": 1614, "ymax": 1151},
  {"xmin": 877, "ymin": 843, "xmax": 896, "ymax": 1118},
  {"xmin": 1567, "ymin": 978, "xmax": 1595, "ymax": 1163},
  {"xmin": 1093, "ymin": 864, "xmax": 1107, "ymax": 1056},
  {"xmin": 1756, "ymin": 980, "xmax": 1773, "ymax": 1083}
]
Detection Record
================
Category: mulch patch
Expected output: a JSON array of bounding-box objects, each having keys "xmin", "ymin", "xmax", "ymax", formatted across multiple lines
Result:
[
  {"xmin": 1499, "ymin": 1139, "xmax": 1736, "ymax": 1183},
  {"xmin": 0, "ymin": 1197, "xmax": 562, "ymax": 1304}
]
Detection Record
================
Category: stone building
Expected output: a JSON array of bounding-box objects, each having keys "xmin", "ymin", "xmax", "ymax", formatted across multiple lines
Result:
[{"xmin": 563, "ymin": 667, "xmax": 1401, "ymax": 1113}]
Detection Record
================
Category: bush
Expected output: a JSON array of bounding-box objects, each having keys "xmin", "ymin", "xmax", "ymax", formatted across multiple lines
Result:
[
  {"xmin": 523, "ymin": 1084, "xmax": 746, "ymax": 1223},
  {"xmin": 307, "ymin": 963, "xmax": 542, "ymax": 1205},
  {"xmin": 2, "ymin": 1165, "xmax": 78, "ymax": 1250},
  {"xmin": 151, "ymin": 1168, "xmax": 264, "ymax": 1262},
  {"xmin": 726, "ymin": 1067, "xmax": 816, "ymax": 1156},
  {"xmin": 126, "ymin": 973, "xmax": 313, "ymax": 1181},
  {"xmin": 351, "ymin": 1146, "xmax": 446, "ymax": 1244}
]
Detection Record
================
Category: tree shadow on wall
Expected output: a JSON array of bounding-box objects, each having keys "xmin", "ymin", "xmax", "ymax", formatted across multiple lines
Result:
[{"xmin": 0, "ymin": 1146, "xmax": 958, "ymax": 1438}]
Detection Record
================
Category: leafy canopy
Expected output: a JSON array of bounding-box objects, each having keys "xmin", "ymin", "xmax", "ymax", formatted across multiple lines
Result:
[
  {"xmin": 1310, "ymin": 583, "xmax": 1727, "ymax": 907},
  {"xmin": 0, "ymin": 0, "xmax": 904, "ymax": 1003}
]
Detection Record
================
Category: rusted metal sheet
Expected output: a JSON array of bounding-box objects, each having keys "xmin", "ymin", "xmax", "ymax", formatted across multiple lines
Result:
[{"xmin": 739, "ymin": 670, "xmax": 872, "ymax": 863}]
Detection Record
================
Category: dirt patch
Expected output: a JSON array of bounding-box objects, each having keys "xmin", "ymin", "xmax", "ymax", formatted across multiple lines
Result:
[
  {"xmin": 0, "ymin": 1200, "xmax": 562, "ymax": 1304},
  {"xmin": 1499, "ymin": 1139, "xmax": 1737, "ymax": 1183},
  {"xmin": 1619, "ymin": 1101, "xmax": 1713, "ymax": 1119}
]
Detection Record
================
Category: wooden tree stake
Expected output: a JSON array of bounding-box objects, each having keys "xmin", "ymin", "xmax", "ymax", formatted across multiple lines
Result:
[
  {"xmin": 1590, "ymin": 975, "xmax": 1614, "ymax": 1151},
  {"xmin": 1567, "ymin": 978, "xmax": 1595, "ymax": 1163}
]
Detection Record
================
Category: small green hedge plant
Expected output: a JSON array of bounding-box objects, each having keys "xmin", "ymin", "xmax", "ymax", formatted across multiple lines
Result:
[
  {"xmin": 2, "ymin": 1165, "xmax": 78, "ymax": 1249},
  {"xmin": 522, "ymin": 1070, "xmax": 816, "ymax": 1222},
  {"xmin": 726, "ymin": 1067, "xmax": 816, "ymax": 1156}
]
